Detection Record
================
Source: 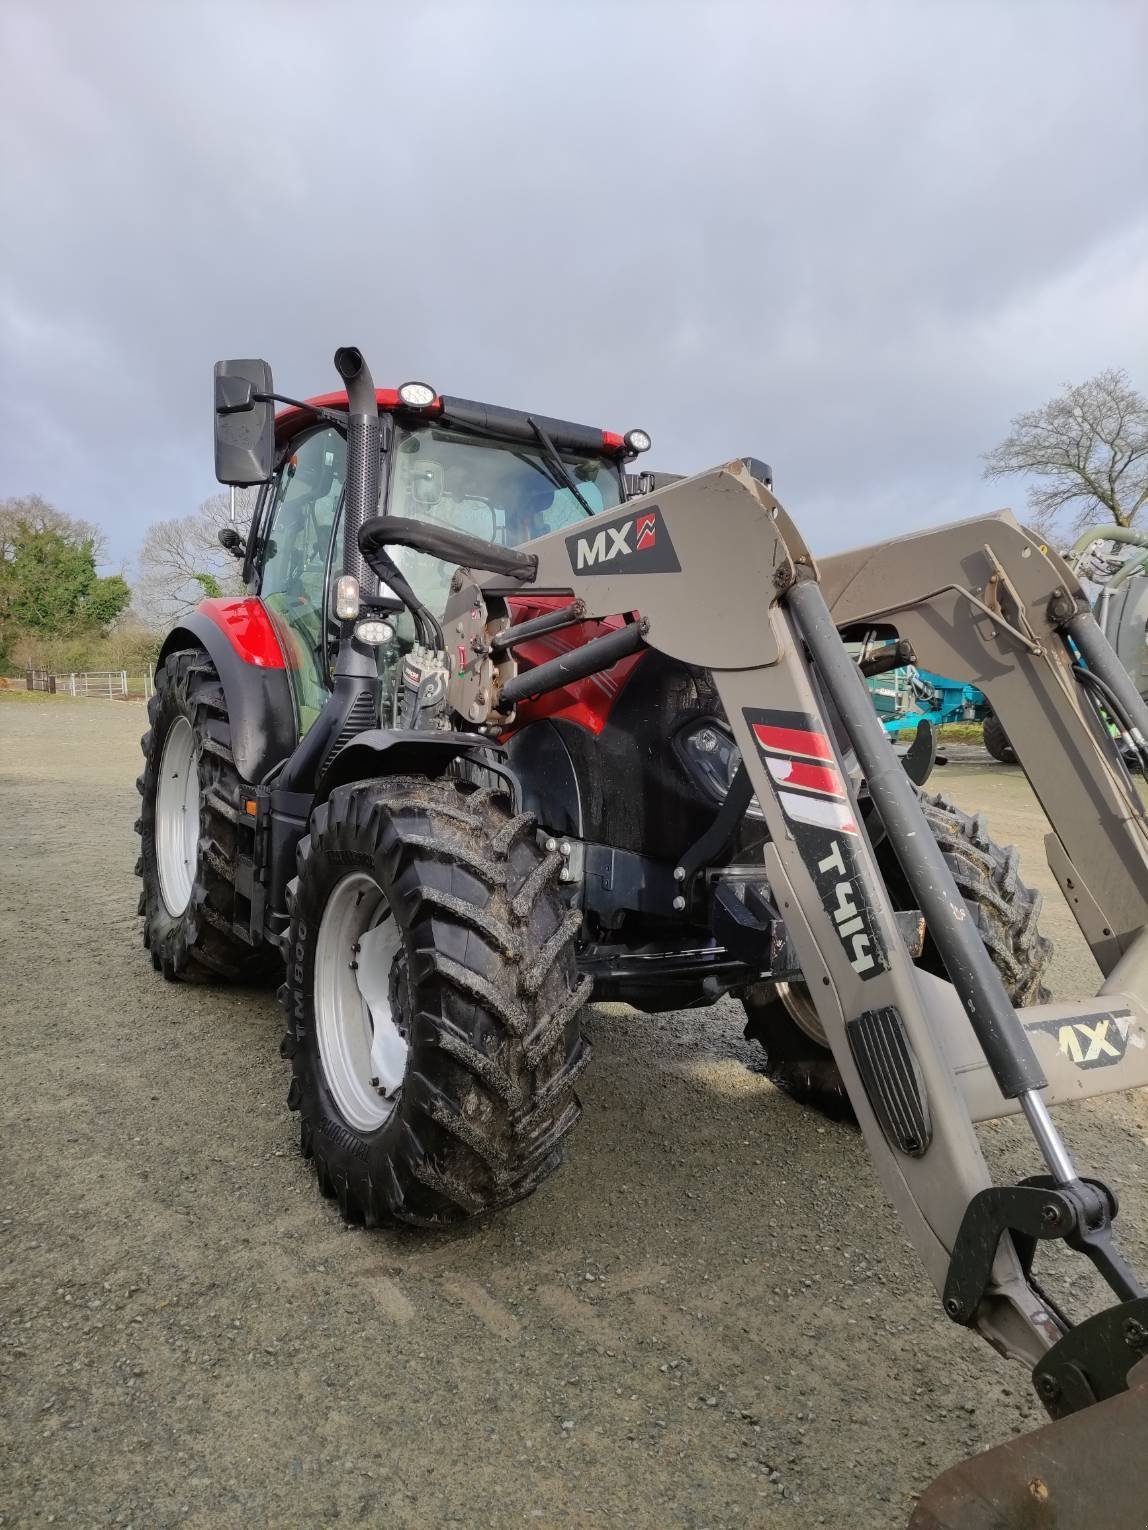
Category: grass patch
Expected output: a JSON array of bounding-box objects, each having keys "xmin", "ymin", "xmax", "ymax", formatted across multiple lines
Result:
[
  {"xmin": 893, "ymin": 721, "xmax": 985, "ymax": 744},
  {"xmin": 0, "ymin": 687, "xmax": 83, "ymax": 703}
]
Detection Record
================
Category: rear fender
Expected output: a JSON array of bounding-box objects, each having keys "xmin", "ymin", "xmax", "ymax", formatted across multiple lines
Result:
[{"xmin": 158, "ymin": 602, "xmax": 297, "ymax": 785}]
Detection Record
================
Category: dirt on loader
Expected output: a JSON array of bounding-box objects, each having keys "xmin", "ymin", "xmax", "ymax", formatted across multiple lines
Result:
[{"xmin": 2, "ymin": 697, "xmax": 1146, "ymax": 1530}]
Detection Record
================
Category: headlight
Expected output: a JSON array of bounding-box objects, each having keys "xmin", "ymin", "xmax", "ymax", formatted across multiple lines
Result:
[
  {"xmin": 398, "ymin": 381, "xmax": 437, "ymax": 408},
  {"xmin": 625, "ymin": 428, "xmax": 651, "ymax": 454},
  {"xmin": 354, "ymin": 618, "xmax": 396, "ymax": 646},
  {"xmin": 675, "ymin": 720, "xmax": 765, "ymax": 819}
]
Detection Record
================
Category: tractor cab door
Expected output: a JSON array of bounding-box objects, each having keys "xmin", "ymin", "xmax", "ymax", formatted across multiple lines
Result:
[{"xmin": 256, "ymin": 425, "xmax": 347, "ymax": 735}]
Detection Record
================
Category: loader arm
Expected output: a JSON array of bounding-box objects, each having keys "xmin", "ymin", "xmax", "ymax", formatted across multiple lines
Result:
[
  {"xmin": 819, "ymin": 516, "xmax": 1148, "ymax": 973},
  {"xmin": 426, "ymin": 461, "xmax": 1148, "ymax": 1415}
]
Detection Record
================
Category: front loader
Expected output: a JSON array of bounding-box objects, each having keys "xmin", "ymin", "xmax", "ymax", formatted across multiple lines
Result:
[
  {"xmin": 979, "ymin": 520, "xmax": 1148, "ymax": 768},
  {"xmin": 137, "ymin": 346, "xmax": 1148, "ymax": 1523}
]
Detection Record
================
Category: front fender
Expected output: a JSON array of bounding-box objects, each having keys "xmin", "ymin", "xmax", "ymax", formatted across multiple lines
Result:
[
  {"xmin": 315, "ymin": 729, "xmax": 515, "ymax": 803},
  {"xmin": 158, "ymin": 602, "xmax": 297, "ymax": 785}
]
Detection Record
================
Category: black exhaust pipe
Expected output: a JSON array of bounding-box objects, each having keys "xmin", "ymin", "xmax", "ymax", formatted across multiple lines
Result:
[
  {"xmin": 277, "ymin": 348, "xmax": 382, "ymax": 795},
  {"xmin": 334, "ymin": 346, "xmax": 379, "ymax": 587}
]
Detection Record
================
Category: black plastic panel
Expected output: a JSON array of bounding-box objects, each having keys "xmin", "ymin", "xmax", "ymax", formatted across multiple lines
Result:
[{"xmin": 847, "ymin": 1005, "xmax": 932, "ymax": 1156}]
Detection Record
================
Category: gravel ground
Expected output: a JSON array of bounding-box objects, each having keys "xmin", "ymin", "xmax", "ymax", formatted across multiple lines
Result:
[{"xmin": 2, "ymin": 697, "xmax": 1146, "ymax": 1529}]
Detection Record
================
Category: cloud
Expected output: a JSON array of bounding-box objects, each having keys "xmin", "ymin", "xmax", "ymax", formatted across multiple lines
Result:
[{"xmin": 1, "ymin": 0, "xmax": 1144, "ymax": 570}]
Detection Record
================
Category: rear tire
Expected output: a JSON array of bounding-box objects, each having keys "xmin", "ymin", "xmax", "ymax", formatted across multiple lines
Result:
[
  {"xmin": 136, "ymin": 648, "xmax": 277, "ymax": 982},
  {"xmin": 742, "ymin": 792, "xmax": 1051, "ymax": 1110},
  {"xmin": 282, "ymin": 774, "xmax": 591, "ymax": 1226},
  {"xmin": 982, "ymin": 710, "xmax": 1018, "ymax": 765}
]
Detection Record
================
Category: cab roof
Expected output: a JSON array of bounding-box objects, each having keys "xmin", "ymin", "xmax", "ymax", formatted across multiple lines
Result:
[{"xmin": 274, "ymin": 388, "xmax": 634, "ymax": 459}]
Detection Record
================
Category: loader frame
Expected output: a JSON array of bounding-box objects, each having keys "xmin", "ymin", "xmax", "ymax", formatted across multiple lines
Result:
[{"xmin": 441, "ymin": 460, "xmax": 1148, "ymax": 1403}]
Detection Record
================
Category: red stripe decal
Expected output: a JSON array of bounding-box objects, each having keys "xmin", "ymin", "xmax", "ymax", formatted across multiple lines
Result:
[
  {"xmin": 767, "ymin": 758, "xmax": 846, "ymax": 797},
  {"xmin": 752, "ymin": 722, "xmax": 834, "ymax": 762}
]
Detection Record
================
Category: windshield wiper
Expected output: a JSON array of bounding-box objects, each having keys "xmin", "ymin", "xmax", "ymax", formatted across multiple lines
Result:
[
  {"xmin": 526, "ymin": 417, "xmax": 595, "ymax": 518},
  {"xmin": 507, "ymin": 449, "xmax": 568, "ymax": 496},
  {"xmin": 401, "ymin": 411, "xmax": 601, "ymax": 516}
]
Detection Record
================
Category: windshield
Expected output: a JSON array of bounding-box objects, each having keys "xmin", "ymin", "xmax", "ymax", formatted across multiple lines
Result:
[{"xmin": 384, "ymin": 423, "xmax": 624, "ymax": 615}]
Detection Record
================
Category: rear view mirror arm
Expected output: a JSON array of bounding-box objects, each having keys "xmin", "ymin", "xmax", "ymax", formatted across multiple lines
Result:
[{"xmin": 246, "ymin": 392, "xmax": 349, "ymax": 430}]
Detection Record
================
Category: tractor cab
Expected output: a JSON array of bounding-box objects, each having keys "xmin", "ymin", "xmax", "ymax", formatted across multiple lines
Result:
[
  {"xmin": 228, "ymin": 379, "xmax": 645, "ymax": 734},
  {"xmin": 381, "ymin": 414, "xmax": 626, "ymax": 633}
]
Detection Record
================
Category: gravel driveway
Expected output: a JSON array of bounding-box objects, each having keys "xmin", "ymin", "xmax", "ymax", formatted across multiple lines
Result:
[{"xmin": 2, "ymin": 697, "xmax": 1146, "ymax": 1529}]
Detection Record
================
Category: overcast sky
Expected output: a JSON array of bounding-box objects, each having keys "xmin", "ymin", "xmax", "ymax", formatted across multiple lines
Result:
[{"xmin": 1, "ymin": 1, "xmax": 1145, "ymax": 576}]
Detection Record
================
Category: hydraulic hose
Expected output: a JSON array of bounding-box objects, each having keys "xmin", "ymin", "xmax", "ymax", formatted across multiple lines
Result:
[
  {"xmin": 333, "ymin": 346, "xmax": 379, "ymax": 588},
  {"xmin": 1072, "ymin": 663, "xmax": 1148, "ymax": 781},
  {"xmin": 1108, "ymin": 549, "xmax": 1148, "ymax": 591},
  {"xmin": 1063, "ymin": 609, "xmax": 1148, "ymax": 758},
  {"xmin": 1067, "ymin": 523, "xmax": 1148, "ymax": 572}
]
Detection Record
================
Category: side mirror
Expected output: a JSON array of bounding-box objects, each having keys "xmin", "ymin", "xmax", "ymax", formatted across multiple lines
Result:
[
  {"xmin": 215, "ymin": 375, "xmax": 254, "ymax": 413},
  {"xmin": 214, "ymin": 359, "xmax": 274, "ymax": 485},
  {"xmin": 217, "ymin": 527, "xmax": 245, "ymax": 558}
]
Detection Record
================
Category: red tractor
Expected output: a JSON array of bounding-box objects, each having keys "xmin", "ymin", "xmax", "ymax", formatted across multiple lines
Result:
[
  {"xmin": 139, "ymin": 351, "xmax": 671, "ymax": 1221},
  {"xmin": 138, "ymin": 348, "xmax": 1148, "ymax": 1486}
]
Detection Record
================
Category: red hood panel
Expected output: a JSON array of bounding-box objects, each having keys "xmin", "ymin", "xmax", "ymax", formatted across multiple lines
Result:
[{"xmin": 502, "ymin": 596, "xmax": 645, "ymax": 737}]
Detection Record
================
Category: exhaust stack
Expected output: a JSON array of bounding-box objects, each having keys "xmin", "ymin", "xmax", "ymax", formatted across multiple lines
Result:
[{"xmin": 334, "ymin": 346, "xmax": 379, "ymax": 587}]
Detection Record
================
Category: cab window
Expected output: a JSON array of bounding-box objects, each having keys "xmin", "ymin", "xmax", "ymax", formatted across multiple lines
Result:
[
  {"xmin": 259, "ymin": 426, "xmax": 346, "ymax": 734},
  {"xmin": 385, "ymin": 424, "xmax": 623, "ymax": 618}
]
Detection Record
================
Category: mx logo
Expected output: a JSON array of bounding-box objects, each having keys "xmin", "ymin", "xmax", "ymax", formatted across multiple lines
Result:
[
  {"xmin": 1028, "ymin": 1010, "xmax": 1140, "ymax": 1070},
  {"xmin": 565, "ymin": 505, "xmax": 680, "ymax": 576}
]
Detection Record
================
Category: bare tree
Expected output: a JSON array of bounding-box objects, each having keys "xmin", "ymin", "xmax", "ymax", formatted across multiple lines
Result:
[
  {"xmin": 983, "ymin": 370, "xmax": 1148, "ymax": 538},
  {"xmin": 135, "ymin": 489, "xmax": 258, "ymax": 625},
  {"xmin": 0, "ymin": 494, "xmax": 106, "ymax": 562}
]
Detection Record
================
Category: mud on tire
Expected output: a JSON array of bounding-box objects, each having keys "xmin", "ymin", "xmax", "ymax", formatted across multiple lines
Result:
[
  {"xmin": 742, "ymin": 791, "xmax": 1052, "ymax": 1110},
  {"xmin": 136, "ymin": 648, "xmax": 277, "ymax": 982},
  {"xmin": 281, "ymin": 775, "xmax": 591, "ymax": 1226}
]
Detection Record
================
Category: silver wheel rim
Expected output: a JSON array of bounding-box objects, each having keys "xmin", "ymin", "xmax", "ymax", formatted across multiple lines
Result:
[
  {"xmin": 156, "ymin": 715, "xmax": 200, "ymax": 917},
  {"xmin": 314, "ymin": 872, "xmax": 408, "ymax": 1132},
  {"xmin": 777, "ymin": 981, "xmax": 828, "ymax": 1047}
]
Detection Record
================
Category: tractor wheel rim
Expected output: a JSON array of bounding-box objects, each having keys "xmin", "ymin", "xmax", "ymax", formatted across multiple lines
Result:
[
  {"xmin": 314, "ymin": 871, "xmax": 408, "ymax": 1133},
  {"xmin": 777, "ymin": 980, "xmax": 828, "ymax": 1047},
  {"xmin": 156, "ymin": 715, "xmax": 200, "ymax": 917}
]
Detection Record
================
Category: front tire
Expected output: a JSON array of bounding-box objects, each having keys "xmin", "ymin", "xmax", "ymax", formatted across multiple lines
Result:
[
  {"xmin": 282, "ymin": 775, "xmax": 591, "ymax": 1226},
  {"xmin": 136, "ymin": 648, "xmax": 276, "ymax": 982},
  {"xmin": 742, "ymin": 792, "xmax": 1052, "ymax": 1110}
]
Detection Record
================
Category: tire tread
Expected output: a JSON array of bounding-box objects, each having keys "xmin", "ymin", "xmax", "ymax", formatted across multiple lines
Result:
[
  {"xmin": 283, "ymin": 774, "xmax": 588, "ymax": 1226},
  {"xmin": 136, "ymin": 648, "xmax": 277, "ymax": 983}
]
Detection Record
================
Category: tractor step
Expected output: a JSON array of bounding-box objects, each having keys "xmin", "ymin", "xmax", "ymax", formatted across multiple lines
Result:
[{"xmin": 847, "ymin": 1005, "xmax": 932, "ymax": 1157}]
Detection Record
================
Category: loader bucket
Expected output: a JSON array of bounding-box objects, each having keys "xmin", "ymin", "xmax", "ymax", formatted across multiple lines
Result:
[{"xmin": 909, "ymin": 1356, "xmax": 1148, "ymax": 1530}]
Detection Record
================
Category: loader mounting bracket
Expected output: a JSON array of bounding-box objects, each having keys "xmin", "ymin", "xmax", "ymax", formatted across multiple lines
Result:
[
  {"xmin": 1032, "ymin": 1294, "xmax": 1148, "ymax": 1419},
  {"xmin": 943, "ymin": 1174, "xmax": 1142, "ymax": 1330}
]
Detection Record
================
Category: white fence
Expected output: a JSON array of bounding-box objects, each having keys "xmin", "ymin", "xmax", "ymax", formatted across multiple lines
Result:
[{"xmin": 25, "ymin": 667, "xmax": 154, "ymax": 700}]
